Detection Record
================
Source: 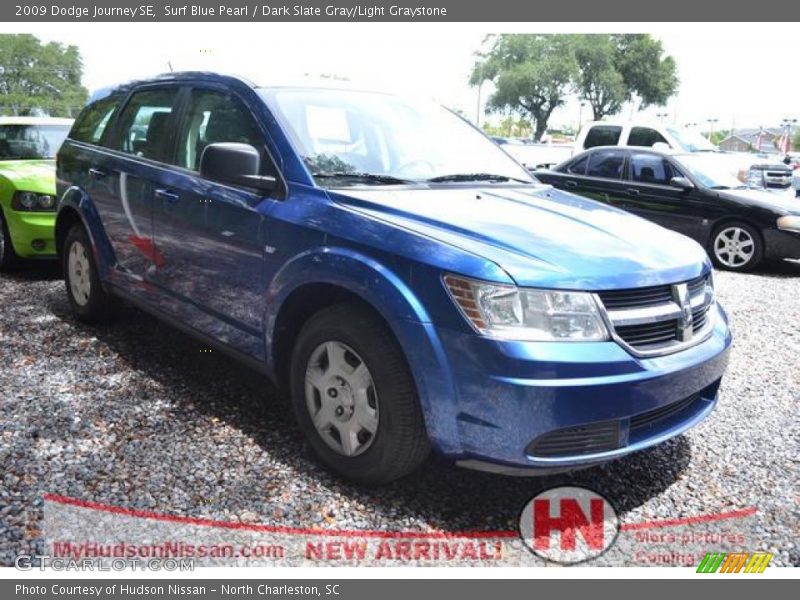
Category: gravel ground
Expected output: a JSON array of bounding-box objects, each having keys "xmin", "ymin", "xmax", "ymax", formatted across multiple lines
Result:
[{"xmin": 0, "ymin": 260, "xmax": 798, "ymax": 566}]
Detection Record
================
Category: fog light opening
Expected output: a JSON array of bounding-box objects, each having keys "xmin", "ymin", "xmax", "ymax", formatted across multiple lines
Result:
[{"xmin": 31, "ymin": 239, "xmax": 46, "ymax": 251}]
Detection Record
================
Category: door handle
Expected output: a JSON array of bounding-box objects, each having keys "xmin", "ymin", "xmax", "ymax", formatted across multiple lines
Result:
[
  {"xmin": 626, "ymin": 188, "xmax": 640, "ymax": 197},
  {"xmin": 154, "ymin": 188, "xmax": 180, "ymax": 203},
  {"xmin": 88, "ymin": 168, "xmax": 107, "ymax": 180},
  {"xmin": 564, "ymin": 180, "xmax": 578, "ymax": 188}
]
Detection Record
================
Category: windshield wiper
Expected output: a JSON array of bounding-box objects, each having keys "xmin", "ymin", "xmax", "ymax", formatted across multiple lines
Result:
[
  {"xmin": 312, "ymin": 171, "xmax": 414, "ymax": 185},
  {"xmin": 709, "ymin": 185, "xmax": 732, "ymax": 190},
  {"xmin": 426, "ymin": 173, "xmax": 528, "ymax": 183}
]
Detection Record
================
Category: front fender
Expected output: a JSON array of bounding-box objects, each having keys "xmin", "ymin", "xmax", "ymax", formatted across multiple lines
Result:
[
  {"xmin": 265, "ymin": 247, "xmax": 462, "ymax": 455},
  {"xmin": 57, "ymin": 186, "xmax": 116, "ymax": 281}
]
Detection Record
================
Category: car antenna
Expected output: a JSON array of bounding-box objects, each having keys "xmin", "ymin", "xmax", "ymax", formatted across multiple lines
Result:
[{"xmin": 167, "ymin": 61, "xmax": 174, "ymax": 72}]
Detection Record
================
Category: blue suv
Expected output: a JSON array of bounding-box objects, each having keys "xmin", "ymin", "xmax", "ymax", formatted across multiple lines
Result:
[{"xmin": 55, "ymin": 73, "xmax": 731, "ymax": 484}]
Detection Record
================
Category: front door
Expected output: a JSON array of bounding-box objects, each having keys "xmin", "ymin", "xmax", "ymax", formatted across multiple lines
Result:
[
  {"xmin": 150, "ymin": 87, "xmax": 281, "ymax": 360},
  {"xmin": 623, "ymin": 152, "xmax": 709, "ymax": 242}
]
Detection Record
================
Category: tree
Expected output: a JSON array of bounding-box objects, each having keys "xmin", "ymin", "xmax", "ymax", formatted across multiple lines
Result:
[
  {"xmin": 706, "ymin": 129, "xmax": 729, "ymax": 146},
  {"xmin": 613, "ymin": 34, "xmax": 679, "ymax": 111},
  {"xmin": 470, "ymin": 35, "xmax": 577, "ymax": 141},
  {"xmin": 572, "ymin": 35, "xmax": 627, "ymax": 120},
  {"xmin": 572, "ymin": 34, "xmax": 679, "ymax": 119},
  {"xmin": 0, "ymin": 34, "xmax": 88, "ymax": 117},
  {"xmin": 793, "ymin": 130, "xmax": 800, "ymax": 152}
]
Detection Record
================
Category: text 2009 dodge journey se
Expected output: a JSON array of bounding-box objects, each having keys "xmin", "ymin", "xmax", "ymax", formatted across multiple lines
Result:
[{"xmin": 56, "ymin": 73, "xmax": 731, "ymax": 484}]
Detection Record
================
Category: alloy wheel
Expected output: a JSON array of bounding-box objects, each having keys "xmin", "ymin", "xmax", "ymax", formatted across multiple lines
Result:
[
  {"xmin": 304, "ymin": 340, "xmax": 379, "ymax": 457},
  {"xmin": 713, "ymin": 226, "xmax": 755, "ymax": 268}
]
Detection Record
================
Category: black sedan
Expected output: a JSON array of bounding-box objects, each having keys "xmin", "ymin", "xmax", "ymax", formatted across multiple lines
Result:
[{"xmin": 535, "ymin": 147, "xmax": 800, "ymax": 271}]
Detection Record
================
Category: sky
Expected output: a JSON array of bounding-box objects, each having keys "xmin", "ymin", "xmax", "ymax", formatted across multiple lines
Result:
[{"xmin": 3, "ymin": 22, "xmax": 798, "ymax": 132}]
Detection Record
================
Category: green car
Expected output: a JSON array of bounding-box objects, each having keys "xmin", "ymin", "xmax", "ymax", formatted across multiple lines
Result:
[{"xmin": 0, "ymin": 116, "xmax": 73, "ymax": 270}]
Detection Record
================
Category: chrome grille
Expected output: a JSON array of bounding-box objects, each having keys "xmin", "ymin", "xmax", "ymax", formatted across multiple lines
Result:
[{"xmin": 596, "ymin": 274, "xmax": 715, "ymax": 357}]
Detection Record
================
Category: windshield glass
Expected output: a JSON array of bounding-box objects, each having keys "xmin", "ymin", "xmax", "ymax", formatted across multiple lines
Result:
[
  {"xmin": 0, "ymin": 124, "xmax": 70, "ymax": 160},
  {"xmin": 675, "ymin": 154, "xmax": 745, "ymax": 189},
  {"xmin": 261, "ymin": 88, "xmax": 533, "ymax": 185},
  {"xmin": 666, "ymin": 127, "xmax": 717, "ymax": 152}
]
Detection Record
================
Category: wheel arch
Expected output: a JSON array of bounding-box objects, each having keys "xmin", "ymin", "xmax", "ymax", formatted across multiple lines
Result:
[
  {"xmin": 56, "ymin": 186, "xmax": 117, "ymax": 281},
  {"xmin": 264, "ymin": 247, "xmax": 460, "ymax": 454}
]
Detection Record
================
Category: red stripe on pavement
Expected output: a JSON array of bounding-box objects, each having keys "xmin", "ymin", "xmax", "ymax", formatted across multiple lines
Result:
[
  {"xmin": 42, "ymin": 493, "xmax": 517, "ymax": 539},
  {"xmin": 43, "ymin": 493, "xmax": 756, "ymax": 538}
]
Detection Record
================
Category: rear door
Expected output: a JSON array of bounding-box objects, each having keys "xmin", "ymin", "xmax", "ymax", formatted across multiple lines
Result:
[
  {"xmin": 149, "ymin": 86, "xmax": 280, "ymax": 360},
  {"xmin": 573, "ymin": 149, "xmax": 631, "ymax": 209},
  {"xmin": 97, "ymin": 86, "xmax": 183, "ymax": 296}
]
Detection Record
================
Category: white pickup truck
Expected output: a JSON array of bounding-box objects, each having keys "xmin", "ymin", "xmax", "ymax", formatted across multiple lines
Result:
[{"xmin": 510, "ymin": 121, "xmax": 795, "ymax": 195}]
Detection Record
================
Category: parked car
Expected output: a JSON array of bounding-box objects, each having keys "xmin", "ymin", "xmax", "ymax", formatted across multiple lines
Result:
[
  {"xmin": 56, "ymin": 73, "xmax": 731, "ymax": 484},
  {"xmin": 0, "ymin": 116, "xmax": 73, "ymax": 269},
  {"xmin": 532, "ymin": 120, "xmax": 794, "ymax": 195},
  {"xmin": 536, "ymin": 147, "xmax": 800, "ymax": 271}
]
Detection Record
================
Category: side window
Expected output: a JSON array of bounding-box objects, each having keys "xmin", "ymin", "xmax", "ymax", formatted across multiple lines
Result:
[
  {"xmin": 113, "ymin": 88, "xmax": 180, "ymax": 162},
  {"xmin": 586, "ymin": 150, "xmax": 626, "ymax": 180},
  {"xmin": 175, "ymin": 89, "xmax": 272, "ymax": 175},
  {"xmin": 583, "ymin": 126, "xmax": 622, "ymax": 149},
  {"xmin": 628, "ymin": 127, "xmax": 669, "ymax": 148},
  {"xmin": 69, "ymin": 94, "xmax": 123, "ymax": 145},
  {"xmin": 566, "ymin": 154, "xmax": 589, "ymax": 175},
  {"xmin": 631, "ymin": 153, "xmax": 678, "ymax": 185}
]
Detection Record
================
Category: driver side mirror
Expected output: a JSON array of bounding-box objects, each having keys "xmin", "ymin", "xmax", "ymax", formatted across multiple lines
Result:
[
  {"xmin": 669, "ymin": 176, "xmax": 695, "ymax": 190},
  {"xmin": 199, "ymin": 142, "xmax": 277, "ymax": 194}
]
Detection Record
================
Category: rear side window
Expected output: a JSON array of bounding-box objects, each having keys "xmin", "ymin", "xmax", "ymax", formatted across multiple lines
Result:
[
  {"xmin": 583, "ymin": 125, "xmax": 622, "ymax": 149},
  {"xmin": 113, "ymin": 88, "xmax": 180, "ymax": 163},
  {"xmin": 565, "ymin": 154, "xmax": 589, "ymax": 175},
  {"xmin": 69, "ymin": 94, "xmax": 123, "ymax": 145},
  {"xmin": 630, "ymin": 153, "xmax": 681, "ymax": 185},
  {"xmin": 586, "ymin": 150, "xmax": 626, "ymax": 179},
  {"xmin": 628, "ymin": 127, "xmax": 669, "ymax": 148}
]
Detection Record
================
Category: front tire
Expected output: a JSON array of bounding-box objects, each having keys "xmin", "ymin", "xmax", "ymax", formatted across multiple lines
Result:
[
  {"xmin": 290, "ymin": 302, "xmax": 430, "ymax": 485},
  {"xmin": 63, "ymin": 223, "xmax": 118, "ymax": 322},
  {"xmin": 0, "ymin": 208, "xmax": 21, "ymax": 271},
  {"xmin": 710, "ymin": 222, "xmax": 763, "ymax": 272}
]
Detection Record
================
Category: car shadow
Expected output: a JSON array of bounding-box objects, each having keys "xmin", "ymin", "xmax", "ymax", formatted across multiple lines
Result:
[
  {"xmin": 754, "ymin": 258, "xmax": 800, "ymax": 278},
  {"xmin": 47, "ymin": 294, "xmax": 690, "ymax": 533},
  {"xmin": 1, "ymin": 261, "xmax": 61, "ymax": 281}
]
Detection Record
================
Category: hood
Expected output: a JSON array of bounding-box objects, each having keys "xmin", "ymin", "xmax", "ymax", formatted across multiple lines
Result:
[
  {"xmin": 333, "ymin": 184, "xmax": 709, "ymax": 290},
  {"xmin": 0, "ymin": 159, "xmax": 56, "ymax": 193}
]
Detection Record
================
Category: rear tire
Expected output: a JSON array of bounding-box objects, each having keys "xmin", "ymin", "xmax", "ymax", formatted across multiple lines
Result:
[
  {"xmin": 290, "ymin": 302, "xmax": 430, "ymax": 485},
  {"xmin": 0, "ymin": 208, "xmax": 21, "ymax": 271},
  {"xmin": 63, "ymin": 223, "xmax": 118, "ymax": 322},
  {"xmin": 709, "ymin": 222, "xmax": 764, "ymax": 272}
]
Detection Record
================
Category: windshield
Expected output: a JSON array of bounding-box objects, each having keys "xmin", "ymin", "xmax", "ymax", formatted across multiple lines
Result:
[
  {"xmin": 666, "ymin": 127, "xmax": 717, "ymax": 153},
  {"xmin": 261, "ymin": 88, "xmax": 533, "ymax": 185},
  {"xmin": 0, "ymin": 124, "xmax": 70, "ymax": 160},
  {"xmin": 675, "ymin": 154, "xmax": 745, "ymax": 189}
]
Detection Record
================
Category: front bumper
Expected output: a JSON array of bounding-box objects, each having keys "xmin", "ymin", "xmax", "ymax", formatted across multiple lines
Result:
[
  {"xmin": 431, "ymin": 303, "xmax": 731, "ymax": 474},
  {"xmin": 3, "ymin": 208, "xmax": 56, "ymax": 258}
]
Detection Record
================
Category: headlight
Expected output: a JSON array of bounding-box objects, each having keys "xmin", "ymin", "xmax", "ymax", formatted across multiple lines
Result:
[
  {"xmin": 11, "ymin": 191, "xmax": 57, "ymax": 211},
  {"xmin": 444, "ymin": 275, "xmax": 609, "ymax": 342},
  {"xmin": 777, "ymin": 215, "xmax": 800, "ymax": 233},
  {"xmin": 746, "ymin": 168, "xmax": 765, "ymax": 189}
]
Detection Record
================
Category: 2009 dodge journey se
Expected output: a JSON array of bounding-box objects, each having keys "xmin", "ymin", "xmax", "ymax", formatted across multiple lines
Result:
[{"xmin": 55, "ymin": 73, "xmax": 731, "ymax": 484}]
